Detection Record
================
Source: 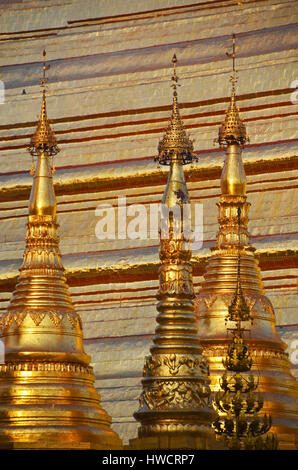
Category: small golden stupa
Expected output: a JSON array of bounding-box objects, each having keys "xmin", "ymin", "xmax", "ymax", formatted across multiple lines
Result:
[
  {"xmin": 213, "ymin": 207, "xmax": 278, "ymax": 450},
  {"xmin": 129, "ymin": 55, "xmax": 219, "ymax": 450},
  {"xmin": 196, "ymin": 35, "xmax": 298, "ymax": 449},
  {"xmin": 0, "ymin": 51, "xmax": 122, "ymax": 450}
]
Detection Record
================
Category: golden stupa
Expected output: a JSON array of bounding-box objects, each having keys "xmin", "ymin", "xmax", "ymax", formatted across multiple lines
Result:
[
  {"xmin": 0, "ymin": 52, "xmax": 122, "ymax": 450},
  {"xmin": 195, "ymin": 36, "xmax": 298, "ymax": 450},
  {"xmin": 129, "ymin": 56, "xmax": 219, "ymax": 450},
  {"xmin": 213, "ymin": 206, "xmax": 278, "ymax": 450}
]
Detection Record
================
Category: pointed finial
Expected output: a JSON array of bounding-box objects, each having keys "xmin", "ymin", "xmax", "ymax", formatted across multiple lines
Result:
[
  {"xmin": 217, "ymin": 34, "xmax": 249, "ymax": 148},
  {"xmin": 41, "ymin": 49, "xmax": 50, "ymax": 97},
  {"xmin": 155, "ymin": 54, "xmax": 196, "ymax": 165},
  {"xmin": 171, "ymin": 54, "xmax": 179, "ymax": 95},
  {"xmin": 226, "ymin": 34, "xmax": 236, "ymax": 103},
  {"xmin": 27, "ymin": 49, "xmax": 59, "ymax": 159},
  {"xmin": 42, "ymin": 50, "xmax": 46, "ymax": 84}
]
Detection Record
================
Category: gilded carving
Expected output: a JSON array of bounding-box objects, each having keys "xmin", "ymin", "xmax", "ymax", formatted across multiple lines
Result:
[
  {"xmin": 205, "ymin": 344, "xmax": 288, "ymax": 361},
  {"xmin": 143, "ymin": 353, "xmax": 209, "ymax": 377},
  {"xmin": 0, "ymin": 309, "xmax": 81, "ymax": 332},
  {"xmin": 48, "ymin": 310, "xmax": 64, "ymax": 327},
  {"xmin": 139, "ymin": 423, "xmax": 206, "ymax": 435},
  {"xmin": 66, "ymin": 311, "xmax": 83, "ymax": 329},
  {"xmin": 198, "ymin": 293, "xmax": 259, "ymax": 317},
  {"xmin": 163, "ymin": 354, "xmax": 188, "ymax": 375},
  {"xmin": 244, "ymin": 295, "xmax": 257, "ymax": 312},
  {"xmin": 0, "ymin": 361, "xmax": 92, "ymax": 374},
  {"xmin": 158, "ymin": 266, "xmax": 193, "ymax": 295},
  {"xmin": 139, "ymin": 379, "xmax": 211, "ymax": 411},
  {"xmin": 204, "ymin": 294, "xmax": 217, "ymax": 310},
  {"xmin": 160, "ymin": 237, "xmax": 191, "ymax": 264},
  {"xmin": 221, "ymin": 295, "xmax": 234, "ymax": 308},
  {"xmin": 0, "ymin": 312, "xmax": 12, "ymax": 331},
  {"xmin": 12, "ymin": 311, "xmax": 27, "ymax": 327},
  {"xmin": 29, "ymin": 311, "xmax": 46, "ymax": 326},
  {"xmin": 258, "ymin": 296, "xmax": 274, "ymax": 317}
]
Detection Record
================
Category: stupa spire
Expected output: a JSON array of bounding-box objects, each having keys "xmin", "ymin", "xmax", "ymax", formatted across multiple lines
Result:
[
  {"xmin": 130, "ymin": 56, "xmax": 218, "ymax": 450},
  {"xmin": 196, "ymin": 34, "xmax": 298, "ymax": 449},
  {"xmin": 28, "ymin": 50, "xmax": 59, "ymax": 160},
  {"xmin": 0, "ymin": 52, "xmax": 122, "ymax": 449},
  {"xmin": 27, "ymin": 51, "xmax": 57, "ymax": 219},
  {"xmin": 217, "ymin": 34, "xmax": 248, "ymax": 150},
  {"xmin": 156, "ymin": 54, "xmax": 195, "ymax": 166}
]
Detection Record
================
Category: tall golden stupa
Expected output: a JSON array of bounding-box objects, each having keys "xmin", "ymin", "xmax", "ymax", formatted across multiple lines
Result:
[
  {"xmin": 0, "ymin": 52, "xmax": 122, "ymax": 450},
  {"xmin": 196, "ymin": 35, "xmax": 298, "ymax": 450},
  {"xmin": 129, "ymin": 56, "xmax": 219, "ymax": 450}
]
